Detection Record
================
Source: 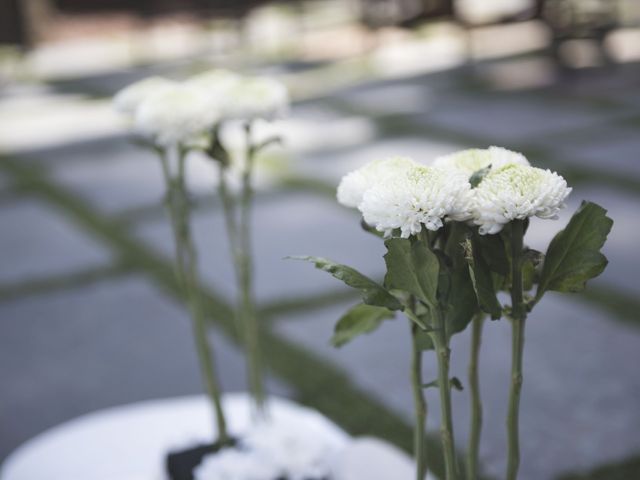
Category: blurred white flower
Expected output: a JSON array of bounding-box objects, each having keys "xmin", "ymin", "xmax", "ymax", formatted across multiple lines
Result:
[
  {"xmin": 187, "ymin": 69, "xmax": 242, "ymax": 92},
  {"xmin": 134, "ymin": 84, "xmax": 219, "ymax": 148},
  {"xmin": 360, "ymin": 164, "xmax": 473, "ymax": 238},
  {"xmin": 194, "ymin": 448, "xmax": 280, "ymax": 480},
  {"xmin": 194, "ymin": 417, "xmax": 340, "ymax": 480},
  {"xmin": 223, "ymin": 76, "xmax": 289, "ymax": 121},
  {"xmin": 433, "ymin": 146, "xmax": 529, "ymax": 176},
  {"xmin": 243, "ymin": 419, "xmax": 339, "ymax": 480},
  {"xmin": 113, "ymin": 76, "xmax": 176, "ymax": 114},
  {"xmin": 472, "ymin": 164, "xmax": 572, "ymax": 235},
  {"xmin": 186, "ymin": 69, "xmax": 242, "ymax": 111},
  {"xmin": 336, "ymin": 156, "xmax": 418, "ymax": 209}
]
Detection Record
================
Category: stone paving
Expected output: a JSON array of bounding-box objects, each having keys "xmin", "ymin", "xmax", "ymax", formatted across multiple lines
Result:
[{"xmin": 1, "ymin": 50, "xmax": 640, "ymax": 480}]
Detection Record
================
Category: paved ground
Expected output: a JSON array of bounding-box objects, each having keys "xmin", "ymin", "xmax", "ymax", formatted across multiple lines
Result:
[{"xmin": 1, "ymin": 48, "xmax": 640, "ymax": 480}]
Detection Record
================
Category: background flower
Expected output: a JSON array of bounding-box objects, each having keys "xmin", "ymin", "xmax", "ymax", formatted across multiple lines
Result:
[
  {"xmin": 222, "ymin": 76, "xmax": 289, "ymax": 121},
  {"xmin": 113, "ymin": 76, "xmax": 176, "ymax": 115},
  {"xmin": 134, "ymin": 84, "xmax": 220, "ymax": 148}
]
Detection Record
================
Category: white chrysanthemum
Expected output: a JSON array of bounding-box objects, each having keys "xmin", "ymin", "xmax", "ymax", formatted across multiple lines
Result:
[
  {"xmin": 473, "ymin": 164, "xmax": 572, "ymax": 235},
  {"xmin": 194, "ymin": 448, "xmax": 280, "ymax": 480},
  {"xmin": 433, "ymin": 146, "xmax": 529, "ymax": 176},
  {"xmin": 185, "ymin": 69, "xmax": 242, "ymax": 111},
  {"xmin": 243, "ymin": 420, "xmax": 339, "ymax": 480},
  {"xmin": 360, "ymin": 165, "xmax": 473, "ymax": 238},
  {"xmin": 187, "ymin": 69, "xmax": 242, "ymax": 92},
  {"xmin": 337, "ymin": 156, "xmax": 418, "ymax": 209},
  {"xmin": 134, "ymin": 84, "xmax": 219, "ymax": 147},
  {"xmin": 113, "ymin": 76, "xmax": 176, "ymax": 114},
  {"xmin": 223, "ymin": 76, "xmax": 289, "ymax": 121}
]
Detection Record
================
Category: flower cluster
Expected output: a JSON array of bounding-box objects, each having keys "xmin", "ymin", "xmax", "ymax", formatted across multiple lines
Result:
[
  {"xmin": 337, "ymin": 147, "xmax": 571, "ymax": 236},
  {"xmin": 114, "ymin": 69, "xmax": 289, "ymax": 148}
]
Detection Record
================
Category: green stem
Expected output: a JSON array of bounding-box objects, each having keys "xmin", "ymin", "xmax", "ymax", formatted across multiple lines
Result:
[
  {"xmin": 410, "ymin": 322, "xmax": 428, "ymax": 480},
  {"xmin": 507, "ymin": 220, "xmax": 526, "ymax": 480},
  {"xmin": 161, "ymin": 148, "xmax": 229, "ymax": 444},
  {"xmin": 239, "ymin": 122, "xmax": 266, "ymax": 414},
  {"xmin": 467, "ymin": 313, "xmax": 484, "ymax": 480},
  {"xmin": 216, "ymin": 164, "xmax": 245, "ymax": 344},
  {"xmin": 432, "ymin": 308, "xmax": 458, "ymax": 480}
]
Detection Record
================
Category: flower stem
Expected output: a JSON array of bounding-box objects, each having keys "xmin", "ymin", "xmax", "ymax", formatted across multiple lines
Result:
[
  {"xmin": 217, "ymin": 166, "xmax": 245, "ymax": 346},
  {"xmin": 410, "ymin": 322, "xmax": 428, "ymax": 480},
  {"xmin": 507, "ymin": 219, "xmax": 526, "ymax": 480},
  {"xmin": 161, "ymin": 149, "xmax": 229, "ymax": 444},
  {"xmin": 432, "ymin": 308, "xmax": 458, "ymax": 480},
  {"xmin": 239, "ymin": 122, "xmax": 266, "ymax": 415},
  {"xmin": 466, "ymin": 313, "xmax": 484, "ymax": 480}
]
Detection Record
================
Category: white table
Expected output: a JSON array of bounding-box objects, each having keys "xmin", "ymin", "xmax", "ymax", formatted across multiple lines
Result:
[{"xmin": 1, "ymin": 393, "xmax": 423, "ymax": 480}]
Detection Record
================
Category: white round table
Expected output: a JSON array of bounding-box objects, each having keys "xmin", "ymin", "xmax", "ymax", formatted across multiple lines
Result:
[
  {"xmin": 0, "ymin": 394, "xmax": 348, "ymax": 480},
  {"xmin": 1, "ymin": 393, "xmax": 426, "ymax": 480}
]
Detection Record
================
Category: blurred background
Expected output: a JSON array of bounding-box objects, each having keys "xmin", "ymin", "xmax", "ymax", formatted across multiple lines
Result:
[{"xmin": 1, "ymin": 1, "xmax": 640, "ymax": 479}]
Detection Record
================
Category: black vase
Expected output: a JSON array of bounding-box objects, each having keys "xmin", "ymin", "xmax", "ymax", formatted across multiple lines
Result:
[{"xmin": 166, "ymin": 439, "xmax": 235, "ymax": 480}]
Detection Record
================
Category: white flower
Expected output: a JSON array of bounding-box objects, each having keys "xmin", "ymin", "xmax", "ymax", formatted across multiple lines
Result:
[
  {"xmin": 187, "ymin": 69, "xmax": 242, "ymax": 92},
  {"xmin": 222, "ymin": 76, "xmax": 289, "ymax": 121},
  {"xmin": 113, "ymin": 76, "xmax": 176, "ymax": 114},
  {"xmin": 134, "ymin": 83, "xmax": 219, "ymax": 147},
  {"xmin": 186, "ymin": 69, "xmax": 242, "ymax": 111},
  {"xmin": 433, "ymin": 146, "xmax": 529, "ymax": 176},
  {"xmin": 472, "ymin": 164, "xmax": 572, "ymax": 235},
  {"xmin": 194, "ymin": 448, "xmax": 280, "ymax": 480},
  {"xmin": 336, "ymin": 156, "xmax": 418, "ymax": 209},
  {"xmin": 243, "ymin": 420, "xmax": 339, "ymax": 480},
  {"xmin": 360, "ymin": 164, "xmax": 473, "ymax": 238}
]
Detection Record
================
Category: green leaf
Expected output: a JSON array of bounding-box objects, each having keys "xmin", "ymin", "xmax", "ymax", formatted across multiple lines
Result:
[
  {"xmin": 450, "ymin": 377, "xmax": 464, "ymax": 391},
  {"xmin": 469, "ymin": 165, "xmax": 492, "ymax": 188},
  {"xmin": 443, "ymin": 223, "xmax": 471, "ymax": 267},
  {"xmin": 477, "ymin": 232, "xmax": 510, "ymax": 277},
  {"xmin": 537, "ymin": 201, "xmax": 613, "ymax": 298},
  {"xmin": 331, "ymin": 303, "xmax": 395, "ymax": 348},
  {"xmin": 422, "ymin": 377, "xmax": 463, "ymax": 390},
  {"xmin": 522, "ymin": 248, "xmax": 543, "ymax": 291},
  {"xmin": 422, "ymin": 379, "xmax": 439, "ymax": 389},
  {"xmin": 446, "ymin": 263, "xmax": 478, "ymax": 334},
  {"xmin": 289, "ymin": 256, "xmax": 402, "ymax": 310},
  {"xmin": 415, "ymin": 327, "xmax": 434, "ymax": 351},
  {"xmin": 205, "ymin": 128, "xmax": 232, "ymax": 166},
  {"xmin": 440, "ymin": 225, "xmax": 478, "ymax": 335},
  {"xmin": 435, "ymin": 250, "xmax": 452, "ymax": 306},
  {"xmin": 383, "ymin": 237, "xmax": 439, "ymax": 308},
  {"xmin": 465, "ymin": 236, "xmax": 503, "ymax": 320},
  {"xmin": 360, "ymin": 219, "xmax": 385, "ymax": 238}
]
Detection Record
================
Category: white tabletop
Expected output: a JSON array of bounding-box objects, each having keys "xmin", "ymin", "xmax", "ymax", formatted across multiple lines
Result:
[
  {"xmin": 0, "ymin": 394, "xmax": 349, "ymax": 480},
  {"xmin": 1, "ymin": 393, "xmax": 430, "ymax": 480}
]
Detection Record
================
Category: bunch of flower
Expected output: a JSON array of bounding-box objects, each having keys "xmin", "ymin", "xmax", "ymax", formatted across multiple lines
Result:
[
  {"xmin": 114, "ymin": 70, "xmax": 289, "ymax": 460},
  {"xmin": 114, "ymin": 69, "xmax": 288, "ymax": 148},
  {"xmin": 338, "ymin": 147, "xmax": 571, "ymax": 238},
  {"xmin": 296, "ymin": 146, "xmax": 611, "ymax": 480}
]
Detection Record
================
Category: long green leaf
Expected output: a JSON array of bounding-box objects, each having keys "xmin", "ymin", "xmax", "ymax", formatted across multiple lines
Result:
[
  {"xmin": 383, "ymin": 237, "xmax": 439, "ymax": 308},
  {"xmin": 331, "ymin": 303, "xmax": 395, "ymax": 347},
  {"xmin": 537, "ymin": 201, "xmax": 613, "ymax": 298},
  {"xmin": 447, "ymin": 262, "xmax": 479, "ymax": 333},
  {"xmin": 289, "ymin": 256, "xmax": 402, "ymax": 310},
  {"xmin": 466, "ymin": 236, "xmax": 503, "ymax": 320}
]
